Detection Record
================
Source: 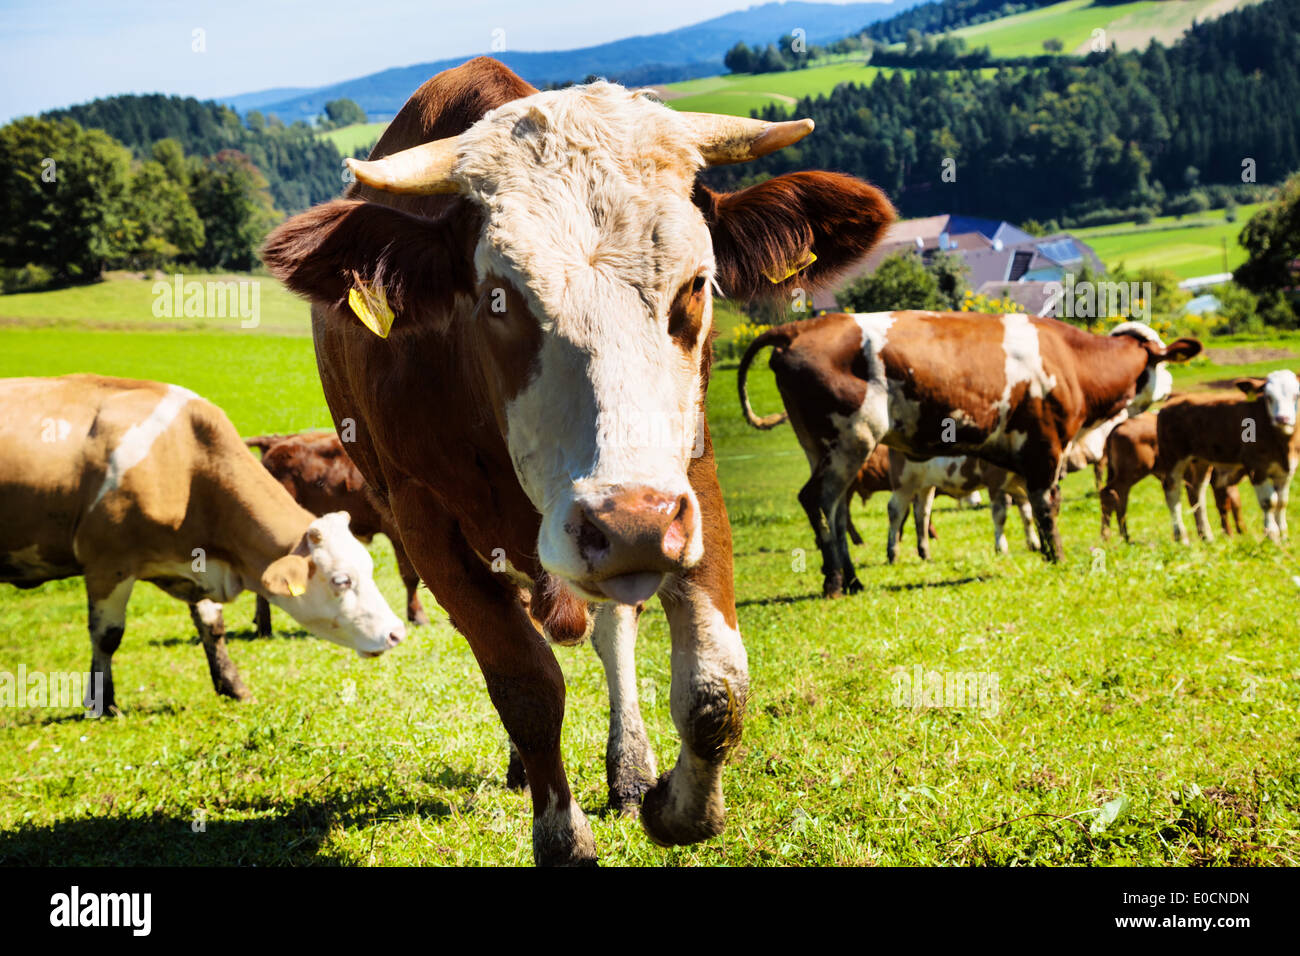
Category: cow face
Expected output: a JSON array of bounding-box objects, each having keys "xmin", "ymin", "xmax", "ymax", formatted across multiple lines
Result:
[
  {"xmin": 261, "ymin": 512, "xmax": 405, "ymax": 656},
  {"xmin": 1110, "ymin": 322, "xmax": 1201, "ymax": 414},
  {"xmin": 263, "ymin": 77, "xmax": 893, "ymax": 605},
  {"xmin": 1238, "ymin": 370, "xmax": 1300, "ymax": 435}
]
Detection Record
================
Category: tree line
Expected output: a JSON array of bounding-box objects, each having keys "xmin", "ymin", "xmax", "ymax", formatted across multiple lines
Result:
[{"xmin": 704, "ymin": 0, "xmax": 1300, "ymax": 229}]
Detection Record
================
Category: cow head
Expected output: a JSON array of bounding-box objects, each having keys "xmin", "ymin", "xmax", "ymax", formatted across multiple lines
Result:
[
  {"xmin": 261, "ymin": 512, "xmax": 405, "ymax": 656},
  {"xmin": 1108, "ymin": 322, "xmax": 1202, "ymax": 414},
  {"xmin": 263, "ymin": 77, "xmax": 892, "ymax": 605},
  {"xmin": 1237, "ymin": 370, "xmax": 1300, "ymax": 435}
]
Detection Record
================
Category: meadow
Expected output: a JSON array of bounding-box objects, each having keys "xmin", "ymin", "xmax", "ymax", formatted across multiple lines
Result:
[
  {"xmin": 0, "ymin": 294, "xmax": 1297, "ymax": 866},
  {"xmin": 1074, "ymin": 205, "xmax": 1266, "ymax": 280}
]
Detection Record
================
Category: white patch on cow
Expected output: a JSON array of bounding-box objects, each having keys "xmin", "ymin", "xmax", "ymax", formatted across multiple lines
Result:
[
  {"xmin": 590, "ymin": 602, "xmax": 657, "ymax": 784},
  {"xmin": 449, "ymin": 85, "xmax": 714, "ymax": 589},
  {"xmin": 1109, "ymin": 322, "xmax": 1171, "ymax": 413},
  {"xmin": 1262, "ymin": 370, "xmax": 1300, "ymax": 435},
  {"xmin": 194, "ymin": 598, "xmax": 223, "ymax": 628},
  {"xmin": 848, "ymin": 311, "xmax": 895, "ymax": 440},
  {"xmin": 90, "ymin": 384, "xmax": 196, "ymax": 511},
  {"xmin": 534, "ymin": 786, "xmax": 596, "ymax": 862},
  {"xmin": 138, "ymin": 556, "xmax": 244, "ymax": 603},
  {"xmin": 991, "ymin": 315, "xmax": 1056, "ymax": 445}
]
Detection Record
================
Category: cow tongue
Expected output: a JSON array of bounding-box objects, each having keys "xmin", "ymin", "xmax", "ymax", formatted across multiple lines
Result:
[{"xmin": 596, "ymin": 572, "xmax": 664, "ymax": 605}]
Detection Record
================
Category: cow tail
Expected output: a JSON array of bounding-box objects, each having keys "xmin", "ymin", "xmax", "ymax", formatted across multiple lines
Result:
[{"xmin": 737, "ymin": 326, "xmax": 794, "ymax": 430}]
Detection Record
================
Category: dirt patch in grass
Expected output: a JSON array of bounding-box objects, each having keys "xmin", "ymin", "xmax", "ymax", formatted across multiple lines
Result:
[{"xmin": 1203, "ymin": 345, "xmax": 1297, "ymax": 366}]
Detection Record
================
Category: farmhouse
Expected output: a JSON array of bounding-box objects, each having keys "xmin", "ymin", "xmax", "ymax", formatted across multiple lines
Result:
[{"xmin": 811, "ymin": 213, "xmax": 1104, "ymax": 316}]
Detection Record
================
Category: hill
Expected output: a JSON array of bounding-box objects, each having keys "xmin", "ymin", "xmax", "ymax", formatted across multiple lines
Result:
[{"xmin": 239, "ymin": 2, "xmax": 924, "ymax": 121}]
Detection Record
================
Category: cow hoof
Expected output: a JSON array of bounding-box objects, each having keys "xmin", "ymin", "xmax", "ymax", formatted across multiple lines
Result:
[
  {"xmin": 607, "ymin": 778, "xmax": 653, "ymax": 816},
  {"xmin": 532, "ymin": 802, "xmax": 597, "ymax": 866},
  {"xmin": 505, "ymin": 754, "xmax": 528, "ymax": 791},
  {"xmin": 409, "ymin": 609, "xmax": 430, "ymax": 627},
  {"xmin": 640, "ymin": 773, "xmax": 725, "ymax": 848},
  {"xmin": 844, "ymin": 577, "xmax": 864, "ymax": 595}
]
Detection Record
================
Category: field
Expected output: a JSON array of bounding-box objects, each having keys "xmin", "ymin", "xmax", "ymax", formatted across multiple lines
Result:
[
  {"xmin": 952, "ymin": 0, "xmax": 1256, "ymax": 58},
  {"xmin": 1, "ymin": 287, "xmax": 1298, "ymax": 866},
  {"xmin": 660, "ymin": 60, "xmax": 888, "ymax": 115},
  {"xmin": 1075, "ymin": 204, "xmax": 1266, "ymax": 280},
  {"xmin": 318, "ymin": 121, "xmax": 388, "ymax": 156}
]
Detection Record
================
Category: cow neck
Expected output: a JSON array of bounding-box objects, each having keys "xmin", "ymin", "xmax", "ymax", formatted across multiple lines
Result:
[
  {"xmin": 209, "ymin": 455, "xmax": 316, "ymax": 590},
  {"xmin": 1080, "ymin": 335, "xmax": 1148, "ymax": 425}
]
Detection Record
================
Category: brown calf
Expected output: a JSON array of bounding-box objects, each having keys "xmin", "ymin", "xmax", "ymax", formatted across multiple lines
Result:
[
  {"xmin": 1099, "ymin": 412, "xmax": 1244, "ymax": 542},
  {"xmin": 1155, "ymin": 371, "xmax": 1299, "ymax": 543},
  {"xmin": 245, "ymin": 430, "xmax": 428, "ymax": 635}
]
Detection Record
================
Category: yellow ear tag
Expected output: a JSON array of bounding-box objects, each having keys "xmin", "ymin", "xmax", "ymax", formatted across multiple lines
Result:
[
  {"xmin": 763, "ymin": 249, "xmax": 817, "ymax": 284},
  {"xmin": 347, "ymin": 282, "xmax": 395, "ymax": 338},
  {"xmin": 287, "ymin": 582, "xmax": 305, "ymax": 597}
]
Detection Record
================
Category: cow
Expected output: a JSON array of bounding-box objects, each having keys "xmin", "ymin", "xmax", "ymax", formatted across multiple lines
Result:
[
  {"xmin": 883, "ymin": 453, "xmax": 1040, "ymax": 563},
  {"xmin": 244, "ymin": 430, "xmax": 429, "ymax": 635},
  {"xmin": 1099, "ymin": 412, "xmax": 1245, "ymax": 542},
  {"xmin": 0, "ymin": 375, "xmax": 406, "ymax": 714},
  {"xmin": 260, "ymin": 57, "xmax": 895, "ymax": 865},
  {"xmin": 1155, "ymin": 371, "xmax": 1299, "ymax": 543},
  {"xmin": 738, "ymin": 311, "xmax": 1201, "ymax": 595}
]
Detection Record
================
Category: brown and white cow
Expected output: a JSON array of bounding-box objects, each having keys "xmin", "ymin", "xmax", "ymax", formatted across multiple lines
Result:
[
  {"xmin": 884, "ymin": 453, "xmax": 1040, "ymax": 563},
  {"xmin": 245, "ymin": 430, "xmax": 428, "ymax": 635},
  {"xmin": 0, "ymin": 375, "xmax": 405, "ymax": 714},
  {"xmin": 739, "ymin": 311, "xmax": 1200, "ymax": 595},
  {"xmin": 261, "ymin": 58, "xmax": 894, "ymax": 864},
  {"xmin": 1099, "ymin": 412, "xmax": 1245, "ymax": 542},
  {"xmin": 1156, "ymin": 370, "xmax": 1299, "ymax": 543}
]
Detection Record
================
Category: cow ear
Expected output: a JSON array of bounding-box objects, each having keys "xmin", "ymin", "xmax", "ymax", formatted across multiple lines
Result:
[
  {"xmin": 695, "ymin": 171, "xmax": 894, "ymax": 302},
  {"xmin": 261, "ymin": 199, "xmax": 475, "ymax": 334},
  {"xmin": 1156, "ymin": 337, "xmax": 1202, "ymax": 363},
  {"xmin": 1234, "ymin": 377, "xmax": 1266, "ymax": 396},
  {"xmin": 262, "ymin": 554, "xmax": 312, "ymax": 598}
]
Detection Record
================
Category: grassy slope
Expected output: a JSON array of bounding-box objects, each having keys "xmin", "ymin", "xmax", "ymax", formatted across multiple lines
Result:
[
  {"xmin": 0, "ymin": 300, "xmax": 1297, "ymax": 866},
  {"xmin": 318, "ymin": 122, "xmax": 388, "ymax": 155},
  {"xmin": 952, "ymin": 0, "xmax": 1254, "ymax": 58},
  {"xmin": 1074, "ymin": 204, "xmax": 1266, "ymax": 279}
]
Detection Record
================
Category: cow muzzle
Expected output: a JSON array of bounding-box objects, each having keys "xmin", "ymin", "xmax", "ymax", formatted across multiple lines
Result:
[{"xmin": 565, "ymin": 485, "xmax": 699, "ymax": 604}]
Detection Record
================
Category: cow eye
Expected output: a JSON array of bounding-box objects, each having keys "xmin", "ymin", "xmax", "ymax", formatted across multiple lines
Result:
[
  {"xmin": 691, "ymin": 274, "xmax": 707, "ymax": 295},
  {"xmin": 331, "ymin": 572, "xmax": 353, "ymax": 590}
]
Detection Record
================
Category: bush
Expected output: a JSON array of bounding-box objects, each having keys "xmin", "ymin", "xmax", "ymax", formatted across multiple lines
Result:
[{"xmin": 0, "ymin": 263, "xmax": 54, "ymax": 293}]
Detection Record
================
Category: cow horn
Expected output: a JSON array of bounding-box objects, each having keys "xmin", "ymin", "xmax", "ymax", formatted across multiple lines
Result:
[
  {"xmin": 678, "ymin": 113, "xmax": 815, "ymax": 166},
  {"xmin": 346, "ymin": 137, "xmax": 462, "ymax": 195}
]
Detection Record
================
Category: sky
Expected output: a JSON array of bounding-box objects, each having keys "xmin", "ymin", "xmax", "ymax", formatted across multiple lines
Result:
[{"xmin": 0, "ymin": 0, "xmax": 866, "ymax": 122}]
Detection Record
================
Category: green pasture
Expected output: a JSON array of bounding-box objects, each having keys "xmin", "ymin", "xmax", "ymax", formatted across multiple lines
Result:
[
  {"xmin": 0, "ymin": 299, "xmax": 1298, "ymax": 865},
  {"xmin": 1075, "ymin": 204, "xmax": 1266, "ymax": 280},
  {"xmin": 319, "ymin": 122, "xmax": 389, "ymax": 156}
]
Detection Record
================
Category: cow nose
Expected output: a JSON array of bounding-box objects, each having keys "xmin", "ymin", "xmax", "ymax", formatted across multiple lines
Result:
[
  {"xmin": 386, "ymin": 628, "xmax": 404, "ymax": 648},
  {"xmin": 572, "ymin": 486, "xmax": 696, "ymax": 591}
]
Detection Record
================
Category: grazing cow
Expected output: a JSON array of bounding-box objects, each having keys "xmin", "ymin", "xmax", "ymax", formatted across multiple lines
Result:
[
  {"xmin": 244, "ymin": 430, "xmax": 428, "ymax": 635},
  {"xmin": 884, "ymin": 453, "xmax": 1040, "ymax": 563},
  {"xmin": 845, "ymin": 444, "xmax": 936, "ymax": 545},
  {"xmin": 738, "ymin": 312, "xmax": 1200, "ymax": 595},
  {"xmin": 0, "ymin": 375, "xmax": 405, "ymax": 713},
  {"xmin": 261, "ymin": 57, "xmax": 894, "ymax": 864},
  {"xmin": 1156, "ymin": 371, "xmax": 1299, "ymax": 543},
  {"xmin": 1099, "ymin": 412, "xmax": 1245, "ymax": 542}
]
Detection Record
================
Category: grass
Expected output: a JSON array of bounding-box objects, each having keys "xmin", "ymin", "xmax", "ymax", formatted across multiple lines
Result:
[
  {"xmin": 1, "ymin": 296, "xmax": 1298, "ymax": 866},
  {"xmin": 661, "ymin": 61, "xmax": 888, "ymax": 115},
  {"xmin": 1075, "ymin": 205, "xmax": 1266, "ymax": 280},
  {"xmin": 951, "ymin": 0, "xmax": 1254, "ymax": 58},
  {"xmin": 318, "ymin": 122, "xmax": 388, "ymax": 156}
]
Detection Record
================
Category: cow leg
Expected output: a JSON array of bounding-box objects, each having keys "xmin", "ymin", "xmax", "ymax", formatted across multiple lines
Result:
[
  {"xmin": 846, "ymin": 506, "xmax": 864, "ymax": 547},
  {"xmin": 253, "ymin": 595, "xmax": 273, "ymax": 638},
  {"xmin": 1276, "ymin": 471, "xmax": 1292, "ymax": 540},
  {"xmin": 1027, "ymin": 484, "xmax": 1063, "ymax": 561},
  {"xmin": 1254, "ymin": 479, "xmax": 1281, "ymax": 541},
  {"xmin": 824, "ymin": 479, "xmax": 862, "ymax": 594},
  {"xmin": 886, "ymin": 490, "xmax": 908, "ymax": 564},
  {"xmin": 392, "ymin": 540, "xmax": 429, "ymax": 627},
  {"xmin": 639, "ymin": 443, "xmax": 747, "ymax": 848},
  {"xmin": 189, "ymin": 599, "xmax": 250, "ymax": 700},
  {"xmin": 1164, "ymin": 462, "xmax": 1191, "ymax": 544},
  {"xmin": 505, "ymin": 739, "xmax": 528, "ymax": 790},
  {"xmin": 990, "ymin": 492, "xmax": 1011, "ymax": 554},
  {"xmin": 590, "ymin": 601, "xmax": 657, "ymax": 813},
  {"xmin": 1018, "ymin": 497, "xmax": 1042, "ymax": 552},
  {"xmin": 913, "ymin": 487, "xmax": 936, "ymax": 560},
  {"xmin": 391, "ymin": 491, "xmax": 593, "ymax": 866},
  {"xmin": 1228, "ymin": 485, "xmax": 1245, "ymax": 535},
  {"xmin": 84, "ymin": 574, "xmax": 134, "ymax": 716},
  {"xmin": 798, "ymin": 464, "xmax": 842, "ymax": 596},
  {"xmin": 1187, "ymin": 466, "xmax": 1215, "ymax": 542},
  {"xmin": 1115, "ymin": 483, "xmax": 1133, "ymax": 543}
]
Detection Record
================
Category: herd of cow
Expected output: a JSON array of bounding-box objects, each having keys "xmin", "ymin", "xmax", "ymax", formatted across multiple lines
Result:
[{"xmin": 2, "ymin": 58, "xmax": 1297, "ymax": 866}]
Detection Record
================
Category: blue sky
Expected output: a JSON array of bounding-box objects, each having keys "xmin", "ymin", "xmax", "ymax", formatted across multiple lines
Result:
[{"xmin": 0, "ymin": 0, "xmax": 862, "ymax": 121}]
